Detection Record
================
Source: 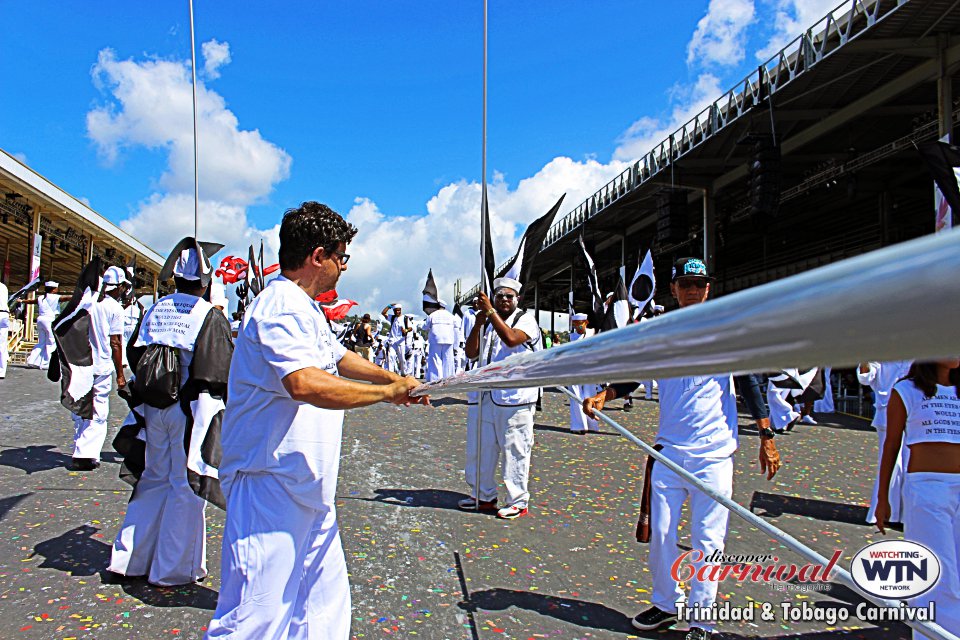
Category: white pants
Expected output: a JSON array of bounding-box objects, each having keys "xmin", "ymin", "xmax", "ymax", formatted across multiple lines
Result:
[
  {"xmin": 903, "ymin": 472, "xmax": 960, "ymax": 639},
  {"xmin": 411, "ymin": 351, "xmax": 424, "ymax": 378},
  {"xmin": 109, "ymin": 403, "xmax": 207, "ymax": 585},
  {"xmin": 569, "ymin": 384, "xmax": 600, "ymax": 432},
  {"xmin": 426, "ymin": 342, "xmax": 454, "ymax": 382},
  {"xmin": 27, "ymin": 315, "xmax": 56, "ymax": 369},
  {"xmin": 73, "ymin": 373, "xmax": 112, "ymax": 460},
  {"xmin": 649, "ymin": 450, "xmax": 733, "ymax": 632},
  {"xmin": 386, "ymin": 341, "xmax": 406, "ymax": 376},
  {"xmin": 465, "ymin": 398, "xmax": 535, "ymax": 508},
  {"xmin": 640, "ymin": 380, "xmax": 655, "ymax": 400},
  {"xmin": 866, "ymin": 426, "xmax": 907, "ymax": 524},
  {"xmin": 207, "ymin": 473, "xmax": 350, "ymax": 640},
  {"xmin": 0, "ymin": 326, "xmax": 7, "ymax": 378},
  {"xmin": 767, "ymin": 384, "xmax": 799, "ymax": 430}
]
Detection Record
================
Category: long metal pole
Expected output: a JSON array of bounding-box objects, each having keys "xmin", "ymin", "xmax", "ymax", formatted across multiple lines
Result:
[
  {"xmin": 188, "ymin": 0, "xmax": 200, "ymax": 238},
  {"xmin": 556, "ymin": 385, "xmax": 958, "ymax": 640},
  {"xmin": 473, "ymin": 0, "xmax": 489, "ymax": 512}
]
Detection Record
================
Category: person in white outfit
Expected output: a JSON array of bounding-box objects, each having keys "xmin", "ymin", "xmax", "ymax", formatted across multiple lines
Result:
[
  {"xmin": 460, "ymin": 277, "xmax": 541, "ymax": 520},
  {"xmin": 875, "ymin": 359, "xmax": 960, "ymax": 640},
  {"xmin": 109, "ymin": 237, "xmax": 233, "ymax": 587},
  {"xmin": 0, "ymin": 280, "xmax": 8, "ymax": 379},
  {"xmin": 26, "ymin": 281, "xmax": 68, "ymax": 369},
  {"xmin": 206, "ymin": 202, "xmax": 426, "ymax": 640},
  {"xmin": 568, "ymin": 312, "xmax": 600, "ymax": 434},
  {"xmin": 584, "ymin": 257, "xmax": 782, "ymax": 640},
  {"xmin": 423, "ymin": 301, "xmax": 458, "ymax": 381},
  {"xmin": 381, "ymin": 304, "xmax": 410, "ymax": 375},
  {"xmin": 410, "ymin": 331, "xmax": 425, "ymax": 379},
  {"xmin": 71, "ymin": 267, "xmax": 127, "ymax": 470},
  {"xmin": 858, "ymin": 360, "xmax": 912, "ymax": 524}
]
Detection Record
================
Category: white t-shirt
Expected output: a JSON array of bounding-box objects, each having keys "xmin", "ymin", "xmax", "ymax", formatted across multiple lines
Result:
[
  {"xmin": 38, "ymin": 293, "xmax": 61, "ymax": 318},
  {"xmin": 481, "ymin": 308, "xmax": 541, "ymax": 406},
  {"xmin": 894, "ymin": 380, "xmax": 960, "ymax": 447},
  {"xmin": 656, "ymin": 374, "xmax": 739, "ymax": 458},
  {"xmin": 424, "ymin": 308, "xmax": 458, "ymax": 345},
  {"xmin": 857, "ymin": 360, "xmax": 912, "ymax": 429},
  {"xmin": 387, "ymin": 315, "xmax": 406, "ymax": 344},
  {"xmin": 88, "ymin": 296, "xmax": 124, "ymax": 376},
  {"xmin": 220, "ymin": 276, "xmax": 347, "ymax": 510}
]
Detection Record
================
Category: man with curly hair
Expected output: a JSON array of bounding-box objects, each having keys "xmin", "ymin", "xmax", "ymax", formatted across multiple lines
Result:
[{"xmin": 207, "ymin": 202, "xmax": 428, "ymax": 640}]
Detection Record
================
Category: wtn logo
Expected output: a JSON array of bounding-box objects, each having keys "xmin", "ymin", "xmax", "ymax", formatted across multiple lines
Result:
[
  {"xmin": 860, "ymin": 559, "xmax": 927, "ymax": 583},
  {"xmin": 851, "ymin": 541, "xmax": 940, "ymax": 599}
]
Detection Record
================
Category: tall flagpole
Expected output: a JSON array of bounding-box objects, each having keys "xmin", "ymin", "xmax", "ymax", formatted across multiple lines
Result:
[
  {"xmin": 474, "ymin": 0, "xmax": 489, "ymax": 512},
  {"xmin": 188, "ymin": 0, "xmax": 200, "ymax": 238}
]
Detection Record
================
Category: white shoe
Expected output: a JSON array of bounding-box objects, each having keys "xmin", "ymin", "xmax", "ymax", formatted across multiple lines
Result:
[{"xmin": 801, "ymin": 415, "xmax": 817, "ymax": 425}]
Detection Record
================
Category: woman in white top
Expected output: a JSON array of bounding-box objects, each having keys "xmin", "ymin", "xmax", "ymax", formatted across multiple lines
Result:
[
  {"xmin": 25, "ymin": 282, "xmax": 69, "ymax": 370},
  {"xmin": 876, "ymin": 358, "xmax": 960, "ymax": 638}
]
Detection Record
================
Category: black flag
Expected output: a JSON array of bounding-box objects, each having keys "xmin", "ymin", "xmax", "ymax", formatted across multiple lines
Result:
[
  {"xmin": 628, "ymin": 249, "xmax": 656, "ymax": 315},
  {"xmin": 481, "ymin": 190, "xmax": 496, "ymax": 295},
  {"xmin": 246, "ymin": 245, "xmax": 262, "ymax": 297},
  {"xmin": 422, "ymin": 269, "xmax": 442, "ymax": 314},
  {"xmin": 917, "ymin": 140, "xmax": 960, "ymax": 228},
  {"xmin": 501, "ymin": 194, "xmax": 565, "ymax": 285},
  {"xmin": 258, "ymin": 240, "xmax": 266, "ymax": 292},
  {"xmin": 576, "ymin": 235, "xmax": 604, "ymax": 324},
  {"xmin": 600, "ymin": 276, "xmax": 630, "ymax": 333}
]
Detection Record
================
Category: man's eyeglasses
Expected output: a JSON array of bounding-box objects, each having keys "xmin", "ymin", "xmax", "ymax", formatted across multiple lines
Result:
[
  {"xmin": 330, "ymin": 249, "xmax": 350, "ymax": 265},
  {"xmin": 494, "ymin": 292, "xmax": 516, "ymax": 300},
  {"xmin": 675, "ymin": 279, "xmax": 707, "ymax": 290}
]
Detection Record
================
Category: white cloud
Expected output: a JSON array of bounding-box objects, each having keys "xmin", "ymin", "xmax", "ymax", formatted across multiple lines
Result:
[
  {"xmin": 11, "ymin": 151, "xmax": 29, "ymax": 165},
  {"xmin": 756, "ymin": 0, "xmax": 842, "ymax": 61},
  {"xmin": 88, "ymin": 48, "xmax": 290, "ymax": 205},
  {"xmin": 86, "ymin": 45, "xmax": 290, "ymax": 284},
  {"xmin": 201, "ymin": 39, "xmax": 231, "ymax": 80},
  {"xmin": 339, "ymin": 156, "xmax": 628, "ymax": 315},
  {"xmin": 687, "ymin": 0, "xmax": 756, "ymax": 67},
  {"xmin": 613, "ymin": 73, "xmax": 723, "ymax": 162}
]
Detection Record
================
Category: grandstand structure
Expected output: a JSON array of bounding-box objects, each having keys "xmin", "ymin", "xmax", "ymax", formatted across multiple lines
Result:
[
  {"xmin": 0, "ymin": 149, "xmax": 164, "ymax": 356},
  {"xmin": 457, "ymin": 0, "xmax": 959, "ymax": 321}
]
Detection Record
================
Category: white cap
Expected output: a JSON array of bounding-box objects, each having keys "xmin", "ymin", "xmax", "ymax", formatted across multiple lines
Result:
[
  {"xmin": 493, "ymin": 277, "xmax": 522, "ymax": 293},
  {"xmin": 45, "ymin": 281, "xmax": 58, "ymax": 288},
  {"xmin": 173, "ymin": 247, "xmax": 203, "ymax": 281},
  {"xmin": 571, "ymin": 312, "xmax": 588, "ymax": 321},
  {"xmin": 437, "ymin": 299, "xmax": 448, "ymax": 308},
  {"xmin": 102, "ymin": 266, "xmax": 129, "ymax": 287}
]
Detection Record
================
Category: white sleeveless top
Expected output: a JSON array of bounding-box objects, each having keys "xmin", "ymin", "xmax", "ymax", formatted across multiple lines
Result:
[{"xmin": 893, "ymin": 380, "xmax": 960, "ymax": 446}]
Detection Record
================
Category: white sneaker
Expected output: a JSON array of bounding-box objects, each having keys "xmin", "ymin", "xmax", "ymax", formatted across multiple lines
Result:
[
  {"xmin": 496, "ymin": 505, "xmax": 528, "ymax": 519},
  {"xmin": 801, "ymin": 415, "xmax": 817, "ymax": 425}
]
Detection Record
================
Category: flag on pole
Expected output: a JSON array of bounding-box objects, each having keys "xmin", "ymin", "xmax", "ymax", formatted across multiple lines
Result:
[
  {"xmin": 246, "ymin": 245, "xmax": 262, "ymax": 297},
  {"xmin": 917, "ymin": 140, "xmax": 960, "ymax": 232},
  {"xmin": 575, "ymin": 235, "xmax": 604, "ymax": 323},
  {"xmin": 501, "ymin": 194, "xmax": 565, "ymax": 285},
  {"xmin": 628, "ymin": 249, "xmax": 656, "ymax": 315},
  {"xmin": 481, "ymin": 191, "xmax": 496, "ymax": 295},
  {"xmin": 600, "ymin": 275, "xmax": 630, "ymax": 332},
  {"xmin": 422, "ymin": 269, "xmax": 442, "ymax": 315}
]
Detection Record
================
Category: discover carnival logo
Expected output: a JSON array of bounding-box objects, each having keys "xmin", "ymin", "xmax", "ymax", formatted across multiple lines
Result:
[{"xmin": 851, "ymin": 540, "xmax": 941, "ymax": 599}]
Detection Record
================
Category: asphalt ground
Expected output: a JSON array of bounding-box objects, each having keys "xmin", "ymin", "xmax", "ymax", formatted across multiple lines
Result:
[{"xmin": 0, "ymin": 364, "xmax": 915, "ymax": 640}]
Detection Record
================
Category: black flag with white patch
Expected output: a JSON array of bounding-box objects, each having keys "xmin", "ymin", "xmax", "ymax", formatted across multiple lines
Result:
[
  {"xmin": 422, "ymin": 269, "xmax": 442, "ymax": 315},
  {"xmin": 917, "ymin": 140, "xmax": 960, "ymax": 228},
  {"xmin": 628, "ymin": 249, "xmax": 656, "ymax": 315},
  {"xmin": 575, "ymin": 235, "xmax": 604, "ymax": 325},
  {"xmin": 600, "ymin": 276, "xmax": 630, "ymax": 333},
  {"xmin": 501, "ymin": 194, "xmax": 565, "ymax": 285}
]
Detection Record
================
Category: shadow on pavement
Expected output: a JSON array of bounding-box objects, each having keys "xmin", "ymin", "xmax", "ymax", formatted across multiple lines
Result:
[
  {"xmin": 31, "ymin": 525, "xmax": 218, "ymax": 610},
  {"xmin": 0, "ymin": 445, "xmax": 72, "ymax": 473},
  {"xmin": 533, "ymin": 423, "xmax": 620, "ymax": 437},
  {"xmin": 460, "ymin": 588, "xmax": 638, "ymax": 635},
  {"xmin": 749, "ymin": 491, "xmax": 869, "ymax": 527},
  {"xmin": 0, "ymin": 493, "xmax": 32, "ymax": 520},
  {"xmin": 364, "ymin": 487, "xmax": 487, "ymax": 513},
  {"xmin": 429, "ymin": 397, "xmax": 469, "ymax": 407}
]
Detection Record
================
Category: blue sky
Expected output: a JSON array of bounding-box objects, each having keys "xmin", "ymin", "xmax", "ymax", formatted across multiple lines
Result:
[{"xmin": 0, "ymin": 0, "xmax": 840, "ymax": 314}]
